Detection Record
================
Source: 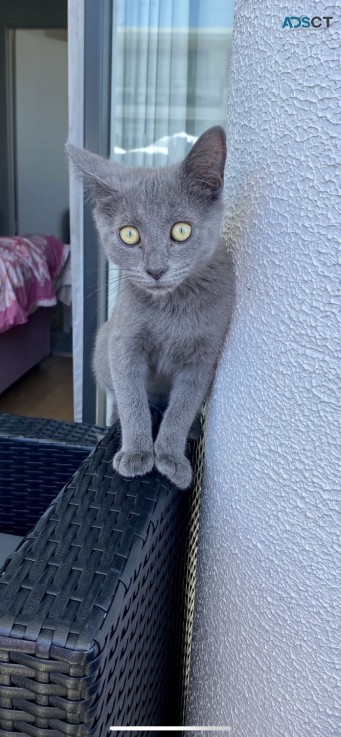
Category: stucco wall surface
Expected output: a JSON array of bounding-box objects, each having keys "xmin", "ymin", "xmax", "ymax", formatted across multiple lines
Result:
[{"xmin": 187, "ymin": 3, "xmax": 341, "ymax": 737}]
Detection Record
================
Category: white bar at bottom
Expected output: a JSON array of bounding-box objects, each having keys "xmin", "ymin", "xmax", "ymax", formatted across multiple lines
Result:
[{"xmin": 110, "ymin": 728, "xmax": 231, "ymax": 732}]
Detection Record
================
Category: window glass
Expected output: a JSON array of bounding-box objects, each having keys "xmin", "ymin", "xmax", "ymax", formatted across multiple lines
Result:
[{"xmin": 110, "ymin": 0, "xmax": 234, "ymax": 167}]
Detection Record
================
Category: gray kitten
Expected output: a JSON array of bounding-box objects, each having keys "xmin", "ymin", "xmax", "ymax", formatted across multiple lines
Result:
[{"xmin": 67, "ymin": 126, "xmax": 233, "ymax": 489}]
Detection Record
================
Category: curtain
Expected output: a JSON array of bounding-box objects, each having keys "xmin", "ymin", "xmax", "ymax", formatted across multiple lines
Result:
[{"xmin": 111, "ymin": 0, "xmax": 192, "ymax": 168}]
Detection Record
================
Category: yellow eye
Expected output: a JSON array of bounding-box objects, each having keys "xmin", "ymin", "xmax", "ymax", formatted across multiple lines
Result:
[
  {"xmin": 171, "ymin": 222, "xmax": 192, "ymax": 242},
  {"xmin": 119, "ymin": 226, "xmax": 140, "ymax": 245}
]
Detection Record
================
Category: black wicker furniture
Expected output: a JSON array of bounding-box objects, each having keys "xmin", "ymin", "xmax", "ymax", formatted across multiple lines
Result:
[
  {"xmin": 0, "ymin": 412, "xmax": 203, "ymax": 736},
  {"xmin": 0, "ymin": 414, "xmax": 105, "ymax": 538}
]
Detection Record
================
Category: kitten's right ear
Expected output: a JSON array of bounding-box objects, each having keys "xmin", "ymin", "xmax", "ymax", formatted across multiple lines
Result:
[{"xmin": 66, "ymin": 143, "xmax": 114, "ymax": 198}]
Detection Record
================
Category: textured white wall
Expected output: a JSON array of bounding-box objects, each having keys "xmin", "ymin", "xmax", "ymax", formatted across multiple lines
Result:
[{"xmin": 187, "ymin": 3, "xmax": 341, "ymax": 737}]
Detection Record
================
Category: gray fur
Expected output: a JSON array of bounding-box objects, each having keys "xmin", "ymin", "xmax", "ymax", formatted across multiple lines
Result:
[{"xmin": 67, "ymin": 126, "xmax": 234, "ymax": 489}]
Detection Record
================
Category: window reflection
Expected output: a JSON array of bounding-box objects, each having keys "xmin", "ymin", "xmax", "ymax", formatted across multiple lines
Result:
[{"xmin": 110, "ymin": 0, "xmax": 234, "ymax": 167}]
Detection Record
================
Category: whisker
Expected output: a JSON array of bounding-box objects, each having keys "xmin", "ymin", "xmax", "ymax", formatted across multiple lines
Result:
[{"xmin": 84, "ymin": 279, "xmax": 120, "ymax": 301}]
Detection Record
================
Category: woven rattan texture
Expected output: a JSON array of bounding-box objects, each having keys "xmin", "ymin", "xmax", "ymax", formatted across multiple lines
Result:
[
  {"xmin": 0, "ymin": 415, "xmax": 105, "ymax": 537},
  {"xmin": 0, "ymin": 418, "xmax": 203, "ymax": 736},
  {"xmin": 0, "ymin": 415, "xmax": 104, "ymax": 446}
]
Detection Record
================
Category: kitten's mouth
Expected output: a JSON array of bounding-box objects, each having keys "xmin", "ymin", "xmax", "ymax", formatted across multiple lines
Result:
[
  {"xmin": 145, "ymin": 282, "xmax": 175, "ymax": 294},
  {"xmin": 129, "ymin": 275, "xmax": 184, "ymax": 294}
]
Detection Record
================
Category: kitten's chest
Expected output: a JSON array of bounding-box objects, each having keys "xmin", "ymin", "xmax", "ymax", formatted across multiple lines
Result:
[
  {"xmin": 141, "ymin": 304, "xmax": 204, "ymax": 375},
  {"xmin": 116, "ymin": 259, "xmax": 232, "ymax": 375}
]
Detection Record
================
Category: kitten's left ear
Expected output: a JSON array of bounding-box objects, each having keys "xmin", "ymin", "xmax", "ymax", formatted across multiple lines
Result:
[{"xmin": 181, "ymin": 126, "xmax": 227, "ymax": 199}]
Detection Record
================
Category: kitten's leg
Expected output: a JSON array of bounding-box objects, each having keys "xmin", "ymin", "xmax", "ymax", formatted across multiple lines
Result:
[
  {"xmin": 154, "ymin": 365, "xmax": 213, "ymax": 489},
  {"xmin": 109, "ymin": 395, "xmax": 119, "ymax": 425},
  {"xmin": 92, "ymin": 322, "xmax": 119, "ymax": 427},
  {"xmin": 109, "ymin": 348, "xmax": 154, "ymax": 478},
  {"xmin": 93, "ymin": 321, "xmax": 113, "ymax": 391}
]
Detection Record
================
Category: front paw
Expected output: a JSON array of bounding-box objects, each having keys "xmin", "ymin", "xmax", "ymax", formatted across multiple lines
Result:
[
  {"xmin": 154, "ymin": 450, "xmax": 192, "ymax": 490},
  {"xmin": 113, "ymin": 449, "xmax": 154, "ymax": 478}
]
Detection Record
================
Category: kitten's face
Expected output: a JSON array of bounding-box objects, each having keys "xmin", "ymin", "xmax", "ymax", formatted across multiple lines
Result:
[{"xmin": 67, "ymin": 126, "xmax": 226, "ymax": 295}]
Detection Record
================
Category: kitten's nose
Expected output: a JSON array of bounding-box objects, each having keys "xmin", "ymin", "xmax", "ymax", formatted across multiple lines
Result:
[{"xmin": 146, "ymin": 268, "xmax": 166, "ymax": 281}]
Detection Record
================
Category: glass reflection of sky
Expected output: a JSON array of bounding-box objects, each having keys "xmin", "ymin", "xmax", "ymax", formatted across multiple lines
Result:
[{"xmin": 117, "ymin": 0, "xmax": 234, "ymax": 29}]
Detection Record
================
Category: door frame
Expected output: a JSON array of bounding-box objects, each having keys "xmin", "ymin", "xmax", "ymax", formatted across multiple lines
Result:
[
  {"xmin": 0, "ymin": 0, "xmax": 67, "ymax": 235},
  {"xmin": 81, "ymin": 0, "xmax": 112, "ymax": 424}
]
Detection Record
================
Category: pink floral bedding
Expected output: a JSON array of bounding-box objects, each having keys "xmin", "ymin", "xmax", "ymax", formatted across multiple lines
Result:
[{"xmin": 0, "ymin": 234, "xmax": 69, "ymax": 334}]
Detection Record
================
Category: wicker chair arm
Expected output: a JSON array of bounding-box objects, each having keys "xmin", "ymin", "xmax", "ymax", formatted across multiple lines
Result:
[{"xmin": 0, "ymin": 418, "xmax": 203, "ymax": 735}]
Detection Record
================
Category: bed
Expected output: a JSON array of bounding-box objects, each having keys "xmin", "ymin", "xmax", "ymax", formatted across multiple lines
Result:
[{"xmin": 0, "ymin": 234, "xmax": 69, "ymax": 393}]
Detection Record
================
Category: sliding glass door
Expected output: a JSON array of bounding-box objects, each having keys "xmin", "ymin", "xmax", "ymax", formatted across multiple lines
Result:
[
  {"xmin": 110, "ymin": 1, "xmax": 233, "ymax": 164},
  {"xmin": 80, "ymin": 0, "xmax": 233, "ymax": 423}
]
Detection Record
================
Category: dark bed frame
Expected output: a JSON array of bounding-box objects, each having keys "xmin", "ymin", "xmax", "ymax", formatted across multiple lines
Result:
[{"xmin": 0, "ymin": 308, "xmax": 51, "ymax": 394}]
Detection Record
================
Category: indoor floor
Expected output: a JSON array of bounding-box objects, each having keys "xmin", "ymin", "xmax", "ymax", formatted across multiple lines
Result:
[{"xmin": 0, "ymin": 356, "xmax": 73, "ymax": 422}]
